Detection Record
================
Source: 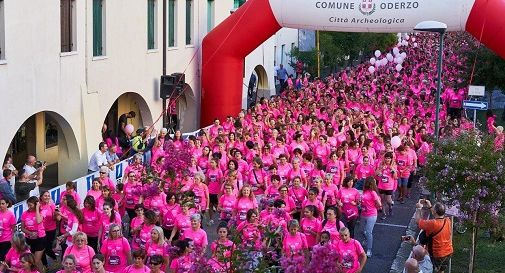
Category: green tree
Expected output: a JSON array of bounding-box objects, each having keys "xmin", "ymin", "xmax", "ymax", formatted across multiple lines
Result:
[
  {"xmin": 465, "ymin": 45, "xmax": 505, "ymax": 108},
  {"xmin": 423, "ymin": 131, "xmax": 505, "ymax": 273},
  {"xmin": 289, "ymin": 32, "xmax": 397, "ymax": 76}
]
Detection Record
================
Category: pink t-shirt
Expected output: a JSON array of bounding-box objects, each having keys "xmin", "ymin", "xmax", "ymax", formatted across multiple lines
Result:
[
  {"xmin": 100, "ymin": 237, "xmax": 131, "ymax": 273},
  {"xmin": 282, "ymin": 232, "xmax": 308, "ymax": 257},
  {"xmin": 124, "ymin": 182, "xmax": 141, "ymax": 209},
  {"xmin": 337, "ymin": 188, "xmax": 360, "ymax": 219},
  {"xmin": 181, "ymin": 228, "xmax": 208, "ymax": 250},
  {"xmin": 143, "ymin": 192, "xmax": 167, "ymax": 216},
  {"xmin": 161, "ymin": 204, "xmax": 181, "ymax": 230},
  {"xmin": 169, "ymin": 254, "xmax": 193, "ymax": 273},
  {"xmin": 361, "ymin": 190, "xmax": 380, "ymax": 217},
  {"xmin": 206, "ymin": 168, "xmax": 223, "ymax": 194},
  {"xmin": 137, "ymin": 224, "xmax": 155, "ymax": 250},
  {"xmin": 100, "ymin": 212, "xmax": 122, "ymax": 241},
  {"xmin": 121, "ymin": 265, "xmax": 151, "ymax": 273},
  {"xmin": 21, "ymin": 210, "xmax": 45, "ymax": 238},
  {"xmin": 289, "ymin": 186, "xmax": 308, "ymax": 210},
  {"xmin": 82, "ymin": 208, "xmax": 101, "ymax": 237},
  {"xmin": 300, "ymin": 217, "xmax": 322, "ymax": 247},
  {"xmin": 174, "ymin": 213, "xmax": 191, "ymax": 234},
  {"xmin": 145, "ymin": 241, "xmax": 169, "ymax": 258},
  {"xmin": 355, "ymin": 164, "xmax": 375, "ymax": 180},
  {"xmin": 192, "ymin": 183, "xmax": 209, "ymax": 211},
  {"xmin": 377, "ymin": 165, "xmax": 397, "ymax": 191},
  {"xmin": 235, "ymin": 198, "xmax": 258, "ymax": 223},
  {"xmin": 0, "ymin": 210, "xmax": 16, "ymax": 242},
  {"xmin": 40, "ymin": 202, "xmax": 57, "ymax": 231},
  {"xmin": 64, "ymin": 245, "xmax": 96, "ymax": 273},
  {"xmin": 247, "ymin": 169, "xmax": 268, "ymax": 195},
  {"xmin": 219, "ymin": 194, "xmax": 237, "ymax": 220},
  {"xmin": 334, "ymin": 239, "xmax": 365, "ymax": 273},
  {"xmin": 5, "ymin": 248, "xmax": 31, "ymax": 271},
  {"xmin": 322, "ymin": 219, "xmax": 345, "ymax": 243}
]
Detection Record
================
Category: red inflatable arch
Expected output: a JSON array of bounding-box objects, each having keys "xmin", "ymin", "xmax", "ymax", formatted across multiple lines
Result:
[{"xmin": 201, "ymin": 0, "xmax": 505, "ymax": 126}]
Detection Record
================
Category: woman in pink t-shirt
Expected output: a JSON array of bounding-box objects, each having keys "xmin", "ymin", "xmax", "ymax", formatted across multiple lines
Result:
[
  {"xmin": 209, "ymin": 225, "xmax": 234, "ymax": 272},
  {"xmin": 99, "ymin": 202, "xmax": 122, "ymax": 244},
  {"xmin": 218, "ymin": 184, "xmax": 237, "ymax": 222},
  {"xmin": 160, "ymin": 193, "xmax": 181, "ymax": 240},
  {"xmin": 181, "ymin": 214, "xmax": 208, "ymax": 252},
  {"xmin": 337, "ymin": 177, "xmax": 360, "ymax": 238},
  {"xmin": 191, "ymin": 173, "xmax": 209, "ymax": 214},
  {"xmin": 360, "ymin": 177, "xmax": 381, "ymax": 257},
  {"xmin": 63, "ymin": 232, "xmax": 96, "ymax": 273},
  {"xmin": 233, "ymin": 185, "xmax": 258, "ymax": 225},
  {"xmin": 39, "ymin": 191, "xmax": 57, "ymax": 263},
  {"xmin": 123, "ymin": 172, "xmax": 142, "ymax": 221},
  {"xmin": 17, "ymin": 253, "xmax": 40, "ymax": 273},
  {"xmin": 20, "ymin": 197, "xmax": 45, "ymax": 272},
  {"xmin": 100, "ymin": 224, "xmax": 132, "ymax": 273},
  {"xmin": 145, "ymin": 226, "xmax": 169, "ymax": 268},
  {"xmin": 82, "ymin": 196, "xmax": 101, "ymax": 251},
  {"xmin": 136, "ymin": 210, "xmax": 157, "ymax": 251},
  {"xmin": 2, "ymin": 232, "xmax": 30, "ymax": 272},
  {"xmin": 57, "ymin": 254, "xmax": 80, "ymax": 273},
  {"xmin": 282, "ymin": 220, "xmax": 309, "ymax": 258},
  {"xmin": 169, "ymin": 239, "xmax": 194, "ymax": 273},
  {"xmin": 326, "ymin": 152, "xmax": 345, "ymax": 186},
  {"xmin": 334, "ymin": 227, "xmax": 367, "ymax": 273},
  {"xmin": 87, "ymin": 179, "xmax": 103, "ymax": 202},
  {"xmin": 0, "ymin": 197, "xmax": 16, "ymax": 260},
  {"xmin": 122, "ymin": 250, "xmax": 150, "ymax": 273},
  {"xmin": 376, "ymin": 152, "xmax": 397, "ymax": 220},
  {"xmin": 206, "ymin": 159, "xmax": 223, "ymax": 223},
  {"xmin": 247, "ymin": 158, "xmax": 268, "ymax": 200},
  {"xmin": 300, "ymin": 205, "xmax": 322, "ymax": 248},
  {"xmin": 236, "ymin": 209, "xmax": 263, "ymax": 250},
  {"xmin": 168, "ymin": 203, "xmax": 192, "ymax": 243},
  {"xmin": 321, "ymin": 206, "xmax": 345, "ymax": 243}
]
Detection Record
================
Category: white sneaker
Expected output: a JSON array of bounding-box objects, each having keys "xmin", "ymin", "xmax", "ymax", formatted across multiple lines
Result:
[{"xmin": 366, "ymin": 250, "xmax": 372, "ymax": 257}]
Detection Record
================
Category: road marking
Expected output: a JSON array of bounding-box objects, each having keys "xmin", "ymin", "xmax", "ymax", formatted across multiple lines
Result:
[{"xmin": 375, "ymin": 223, "xmax": 408, "ymax": 228}]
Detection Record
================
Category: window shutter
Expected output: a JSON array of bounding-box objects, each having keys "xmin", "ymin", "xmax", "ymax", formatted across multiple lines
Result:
[
  {"xmin": 185, "ymin": 0, "xmax": 191, "ymax": 45},
  {"xmin": 147, "ymin": 0, "xmax": 155, "ymax": 49},
  {"xmin": 168, "ymin": 0, "xmax": 175, "ymax": 47},
  {"xmin": 93, "ymin": 0, "xmax": 103, "ymax": 56},
  {"xmin": 60, "ymin": 0, "xmax": 71, "ymax": 52}
]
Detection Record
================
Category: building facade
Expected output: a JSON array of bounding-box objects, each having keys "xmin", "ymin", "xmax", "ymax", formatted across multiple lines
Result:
[{"xmin": 0, "ymin": 0, "xmax": 297, "ymax": 183}]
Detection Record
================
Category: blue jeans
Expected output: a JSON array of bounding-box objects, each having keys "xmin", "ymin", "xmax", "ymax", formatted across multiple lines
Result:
[{"xmin": 361, "ymin": 215, "xmax": 377, "ymax": 251}]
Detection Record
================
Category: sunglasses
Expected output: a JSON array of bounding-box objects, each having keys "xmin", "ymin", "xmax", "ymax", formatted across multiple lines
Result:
[{"xmin": 149, "ymin": 262, "xmax": 161, "ymax": 266}]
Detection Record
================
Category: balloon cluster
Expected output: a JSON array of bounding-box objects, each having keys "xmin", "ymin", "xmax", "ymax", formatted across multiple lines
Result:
[{"xmin": 368, "ymin": 34, "xmax": 414, "ymax": 74}]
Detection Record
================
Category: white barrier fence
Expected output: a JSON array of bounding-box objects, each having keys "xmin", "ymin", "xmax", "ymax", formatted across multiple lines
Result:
[{"xmin": 9, "ymin": 125, "xmax": 210, "ymax": 223}]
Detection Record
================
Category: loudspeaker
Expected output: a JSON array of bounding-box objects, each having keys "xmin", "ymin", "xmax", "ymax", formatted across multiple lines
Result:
[
  {"xmin": 172, "ymin": 73, "xmax": 185, "ymax": 85},
  {"xmin": 160, "ymin": 73, "xmax": 186, "ymax": 98}
]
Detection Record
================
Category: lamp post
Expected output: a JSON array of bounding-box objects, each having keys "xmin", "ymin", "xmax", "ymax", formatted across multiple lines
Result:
[{"xmin": 414, "ymin": 21, "xmax": 447, "ymax": 142}]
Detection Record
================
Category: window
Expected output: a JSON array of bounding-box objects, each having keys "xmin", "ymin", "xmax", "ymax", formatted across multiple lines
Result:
[
  {"xmin": 168, "ymin": 0, "xmax": 176, "ymax": 47},
  {"xmin": 291, "ymin": 42, "xmax": 295, "ymax": 63},
  {"xmin": 60, "ymin": 0, "xmax": 76, "ymax": 53},
  {"xmin": 207, "ymin": 0, "xmax": 214, "ymax": 32},
  {"xmin": 0, "ymin": 0, "xmax": 5, "ymax": 60},
  {"xmin": 147, "ymin": 0, "xmax": 157, "ymax": 49},
  {"xmin": 93, "ymin": 0, "xmax": 105, "ymax": 56},
  {"xmin": 233, "ymin": 0, "xmax": 246, "ymax": 9},
  {"xmin": 185, "ymin": 0, "xmax": 193, "ymax": 45},
  {"xmin": 273, "ymin": 46, "xmax": 277, "ymax": 66},
  {"xmin": 45, "ymin": 113, "xmax": 58, "ymax": 149},
  {"xmin": 281, "ymin": 44, "xmax": 285, "ymax": 65}
]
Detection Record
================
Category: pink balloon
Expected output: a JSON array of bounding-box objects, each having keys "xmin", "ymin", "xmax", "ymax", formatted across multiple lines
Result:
[
  {"xmin": 391, "ymin": 136, "xmax": 402, "ymax": 149},
  {"xmin": 125, "ymin": 124, "xmax": 135, "ymax": 135}
]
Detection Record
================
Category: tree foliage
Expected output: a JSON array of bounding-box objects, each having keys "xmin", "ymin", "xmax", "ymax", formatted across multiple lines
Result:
[
  {"xmin": 466, "ymin": 46, "xmax": 505, "ymax": 92},
  {"xmin": 289, "ymin": 32, "xmax": 397, "ymax": 76},
  {"xmin": 423, "ymin": 130, "xmax": 505, "ymax": 229}
]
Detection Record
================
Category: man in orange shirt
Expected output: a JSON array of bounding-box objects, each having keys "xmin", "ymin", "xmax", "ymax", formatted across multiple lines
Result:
[{"xmin": 415, "ymin": 200, "xmax": 453, "ymax": 273}]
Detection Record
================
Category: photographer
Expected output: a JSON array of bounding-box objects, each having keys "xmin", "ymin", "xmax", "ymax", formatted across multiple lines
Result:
[
  {"xmin": 415, "ymin": 200, "xmax": 453, "ymax": 273},
  {"xmin": 15, "ymin": 166, "xmax": 45, "ymax": 202}
]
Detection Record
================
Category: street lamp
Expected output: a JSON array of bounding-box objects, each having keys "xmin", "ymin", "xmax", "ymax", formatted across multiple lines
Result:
[{"xmin": 414, "ymin": 21, "xmax": 447, "ymax": 142}]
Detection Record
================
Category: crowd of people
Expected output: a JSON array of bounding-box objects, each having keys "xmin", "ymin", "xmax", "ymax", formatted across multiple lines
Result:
[{"xmin": 0, "ymin": 32, "xmax": 478, "ymax": 273}]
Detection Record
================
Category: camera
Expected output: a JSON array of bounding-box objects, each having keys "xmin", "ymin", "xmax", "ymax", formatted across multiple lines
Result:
[{"xmin": 34, "ymin": 160, "xmax": 45, "ymax": 169}]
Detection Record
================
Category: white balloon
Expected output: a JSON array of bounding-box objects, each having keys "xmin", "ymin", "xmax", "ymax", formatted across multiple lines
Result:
[
  {"xmin": 412, "ymin": 37, "xmax": 416, "ymax": 42},
  {"xmin": 401, "ymin": 52, "xmax": 407, "ymax": 58},
  {"xmin": 396, "ymin": 64, "xmax": 403, "ymax": 72},
  {"xmin": 404, "ymin": 41, "xmax": 409, "ymax": 47},
  {"xmin": 413, "ymin": 42, "xmax": 418, "ymax": 48},
  {"xmin": 397, "ymin": 33, "xmax": 402, "ymax": 38},
  {"xmin": 370, "ymin": 57, "xmax": 376, "ymax": 65},
  {"xmin": 397, "ymin": 42, "xmax": 402, "ymax": 48},
  {"xmin": 368, "ymin": 66, "xmax": 375, "ymax": 74},
  {"xmin": 374, "ymin": 50, "xmax": 381, "ymax": 58},
  {"xmin": 386, "ymin": 53, "xmax": 394, "ymax": 62},
  {"xmin": 381, "ymin": 58, "xmax": 388, "ymax": 66},
  {"xmin": 393, "ymin": 47, "xmax": 400, "ymax": 55},
  {"xmin": 405, "ymin": 35, "xmax": 410, "ymax": 41},
  {"xmin": 401, "ymin": 40, "xmax": 408, "ymax": 46}
]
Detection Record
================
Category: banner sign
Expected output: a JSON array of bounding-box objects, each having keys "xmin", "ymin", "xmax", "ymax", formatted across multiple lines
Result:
[{"xmin": 268, "ymin": 0, "xmax": 474, "ymax": 33}]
